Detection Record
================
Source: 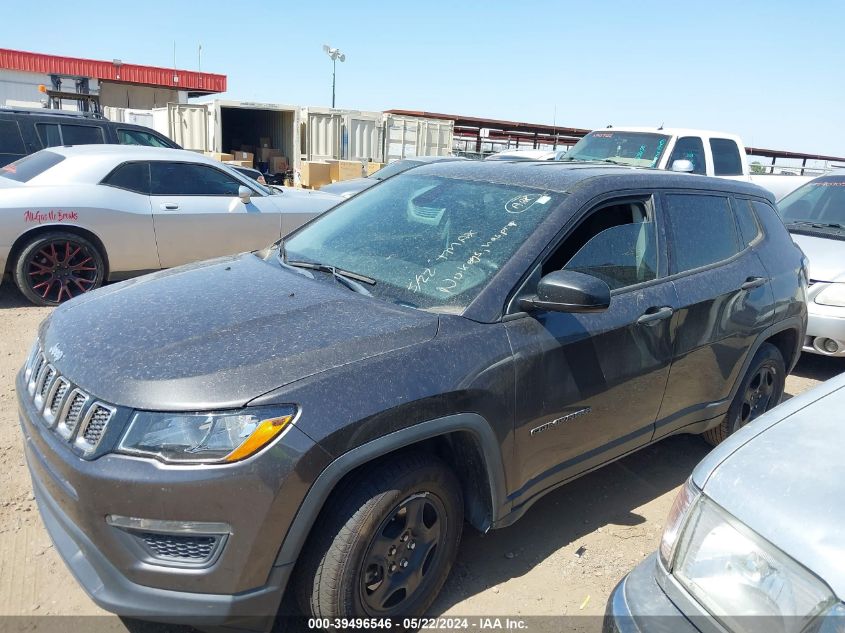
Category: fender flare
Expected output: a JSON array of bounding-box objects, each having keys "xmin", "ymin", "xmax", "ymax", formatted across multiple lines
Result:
[
  {"xmin": 728, "ymin": 315, "xmax": 805, "ymax": 403},
  {"xmin": 274, "ymin": 412, "xmax": 508, "ymax": 566}
]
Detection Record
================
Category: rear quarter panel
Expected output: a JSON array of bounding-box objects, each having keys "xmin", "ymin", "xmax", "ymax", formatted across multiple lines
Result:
[
  {"xmin": 0, "ymin": 184, "xmax": 160, "ymax": 275},
  {"xmin": 751, "ymin": 197, "xmax": 807, "ymax": 328}
]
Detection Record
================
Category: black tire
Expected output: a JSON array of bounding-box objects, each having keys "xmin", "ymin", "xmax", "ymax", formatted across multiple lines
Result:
[
  {"xmin": 13, "ymin": 232, "xmax": 105, "ymax": 306},
  {"xmin": 296, "ymin": 453, "xmax": 463, "ymax": 619},
  {"xmin": 703, "ymin": 343, "xmax": 785, "ymax": 446}
]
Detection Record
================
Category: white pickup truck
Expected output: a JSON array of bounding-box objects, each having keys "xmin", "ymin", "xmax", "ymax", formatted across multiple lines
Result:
[{"xmin": 562, "ymin": 127, "xmax": 812, "ymax": 199}]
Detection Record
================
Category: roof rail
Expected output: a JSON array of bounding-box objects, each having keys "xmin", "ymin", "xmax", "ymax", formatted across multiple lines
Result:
[{"xmin": 0, "ymin": 106, "xmax": 107, "ymax": 120}]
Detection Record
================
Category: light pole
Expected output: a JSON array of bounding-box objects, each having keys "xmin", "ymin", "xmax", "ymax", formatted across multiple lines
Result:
[{"xmin": 322, "ymin": 44, "xmax": 346, "ymax": 108}]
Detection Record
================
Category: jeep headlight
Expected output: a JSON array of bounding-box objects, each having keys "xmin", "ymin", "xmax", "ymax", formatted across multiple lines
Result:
[
  {"xmin": 671, "ymin": 495, "xmax": 836, "ymax": 633},
  {"xmin": 118, "ymin": 406, "xmax": 297, "ymax": 464},
  {"xmin": 815, "ymin": 283, "xmax": 845, "ymax": 307}
]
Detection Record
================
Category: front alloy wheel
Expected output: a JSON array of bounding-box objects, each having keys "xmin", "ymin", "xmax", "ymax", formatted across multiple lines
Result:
[
  {"xmin": 297, "ymin": 453, "xmax": 463, "ymax": 619},
  {"xmin": 360, "ymin": 493, "xmax": 448, "ymax": 613}
]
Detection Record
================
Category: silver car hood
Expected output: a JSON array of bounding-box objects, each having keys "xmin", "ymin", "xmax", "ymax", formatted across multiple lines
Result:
[
  {"xmin": 791, "ymin": 233, "xmax": 845, "ymax": 283},
  {"xmin": 693, "ymin": 374, "xmax": 845, "ymax": 598},
  {"xmin": 271, "ymin": 185, "xmax": 343, "ymax": 203}
]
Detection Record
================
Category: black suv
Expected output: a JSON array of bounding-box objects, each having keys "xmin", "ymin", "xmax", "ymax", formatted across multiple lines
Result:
[
  {"xmin": 0, "ymin": 107, "xmax": 179, "ymax": 167},
  {"xmin": 17, "ymin": 161, "xmax": 807, "ymax": 629}
]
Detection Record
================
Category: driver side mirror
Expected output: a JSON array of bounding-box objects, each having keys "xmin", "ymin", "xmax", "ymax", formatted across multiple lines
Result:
[
  {"xmin": 519, "ymin": 270, "xmax": 611, "ymax": 313},
  {"xmin": 670, "ymin": 159, "xmax": 695, "ymax": 173},
  {"xmin": 238, "ymin": 185, "xmax": 252, "ymax": 204}
]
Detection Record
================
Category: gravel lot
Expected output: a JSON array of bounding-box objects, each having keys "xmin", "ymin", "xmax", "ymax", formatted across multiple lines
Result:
[{"xmin": 0, "ymin": 282, "xmax": 841, "ymax": 628}]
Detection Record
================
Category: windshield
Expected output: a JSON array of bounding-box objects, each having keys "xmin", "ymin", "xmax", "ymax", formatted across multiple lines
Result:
[
  {"xmin": 284, "ymin": 173, "xmax": 564, "ymax": 311},
  {"xmin": 778, "ymin": 176, "xmax": 845, "ymax": 225},
  {"xmin": 371, "ymin": 159, "xmax": 422, "ymax": 180},
  {"xmin": 564, "ymin": 131, "xmax": 670, "ymax": 167},
  {"xmin": 1, "ymin": 151, "xmax": 65, "ymax": 182}
]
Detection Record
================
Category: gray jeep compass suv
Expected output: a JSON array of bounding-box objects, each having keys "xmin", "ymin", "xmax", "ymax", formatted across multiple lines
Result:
[{"xmin": 17, "ymin": 161, "xmax": 807, "ymax": 629}]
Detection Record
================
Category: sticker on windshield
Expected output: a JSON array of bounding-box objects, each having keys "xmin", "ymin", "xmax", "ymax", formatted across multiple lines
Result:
[{"xmin": 505, "ymin": 193, "xmax": 550, "ymax": 214}]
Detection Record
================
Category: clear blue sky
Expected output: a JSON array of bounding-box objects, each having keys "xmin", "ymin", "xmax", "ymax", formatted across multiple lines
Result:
[{"xmin": 4, "ymin": 0, "xmax": 844, "ymax": 157}]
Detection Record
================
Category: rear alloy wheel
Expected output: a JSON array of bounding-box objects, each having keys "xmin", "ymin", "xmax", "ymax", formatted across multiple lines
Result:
[
  {"xmin": 297, "ymin": 453, "xmax": 463, "ymax": 619},
  {"xmin": 703, "ymin": 343, "xmax": 785, "ymax": 446},
  {"xmin": 14, "ymin": 232, "xmax": 105, "ymax": 306}
]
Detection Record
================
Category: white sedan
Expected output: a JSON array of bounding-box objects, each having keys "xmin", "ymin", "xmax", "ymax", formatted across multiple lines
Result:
[{"xmin": 0, "ymin": 146, "xmax": 342, "ymax": 305}]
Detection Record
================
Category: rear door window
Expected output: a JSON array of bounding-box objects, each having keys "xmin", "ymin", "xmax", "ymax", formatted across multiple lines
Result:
[
  {"xmin": 36, "ymin": 123, "xmax": 62, "ymax": 147},
  {"xmin": 0, "ymin": 151, "xmax": 65, "ymax": 182},
  {"xmin": 667, "ymin": 137, "xmax": 706, "ymax": 175},
  {"xmin": 60, "ymin": 124, "xmax": 104, "ymax": 145},
  {"xmin": 732, "ymin": 198, "xmax": 762, "ymax": 245},
  {"xmin": 664, "ymin": 194, "xmax": 741, "ymax": 274},
  {"xmin": 35, "ymin": 122, "xmax": 105, "ymax": 147},
  {"xmin": 101, "ymin": 162, "xmax": 151, "ymax": 194},
  {"xmin": 710, "ymin": 138, "xmax": 744, "ymax": 176},
  {"xmin": 0, "ymin": 120, "xmax": 26, "ymax": 155}
]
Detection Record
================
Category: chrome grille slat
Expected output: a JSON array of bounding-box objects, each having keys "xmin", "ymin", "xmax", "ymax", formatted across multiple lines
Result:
[
  {"xmin": 34, "ymin": 365, "xmax": 56, "ymax": 410},
  {"xmin": 75, "ymin": 403, "xmax": 115, "ymax": 454},
  {"xmin": 43, "ymin": 377, "xmax": 70, "ymax": 427},
  {"xmin": 56, "ymin": 389, "xmax": 89, "ymax": 440},
  {"xmin": 27, "ymin": 353, "xmax": 46, "ymax": 396},
  {"xmin": 23, "ymin": 343, "xmax": 40, "ymax": 383},
  {"xmin": 26, "ymin": 345, "xmax": 116, "ymax": 455}
]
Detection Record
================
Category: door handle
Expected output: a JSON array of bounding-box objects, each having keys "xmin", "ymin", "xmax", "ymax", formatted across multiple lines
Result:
[
  {"xmin": 159, "ymin": 203, "xmax": 179, "ymax": 211},
  {"xmin": 637, "ymin": 306, "xmax": 674, "ymax": 325},
  {"xmin": 740, "ymin": 276, "xmax": 767, "ymax": 291}
]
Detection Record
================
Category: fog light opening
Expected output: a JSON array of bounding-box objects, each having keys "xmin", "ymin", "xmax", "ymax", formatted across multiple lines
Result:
[{"xmin": 813, "ymin": 338, "xmax": 842, "ymax": 355}]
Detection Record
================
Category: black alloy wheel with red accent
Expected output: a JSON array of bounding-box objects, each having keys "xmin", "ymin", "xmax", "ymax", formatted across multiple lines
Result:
[{"xmin": 14, "ymin": 232, "xmax": 105, "ymax": 306}]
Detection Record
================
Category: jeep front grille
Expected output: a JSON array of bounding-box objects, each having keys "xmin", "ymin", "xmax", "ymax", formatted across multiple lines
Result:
[{"xmin": 25, "ymin": 344, "xmax": 117, "ymax": 455}]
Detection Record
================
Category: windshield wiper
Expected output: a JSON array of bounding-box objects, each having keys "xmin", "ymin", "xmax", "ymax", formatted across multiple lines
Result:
[
  {"xmin": 285, "ymin": 260, "xmax": 375, "ymax": 296},
  {"xmin": 787, "ymin": 220, "xmax": 845, "ymax": 230}
]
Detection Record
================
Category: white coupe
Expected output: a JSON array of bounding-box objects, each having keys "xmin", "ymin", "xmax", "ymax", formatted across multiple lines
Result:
[{"xmin": 0, "ymin": 146, "xmax": 342, "ymax": 305}]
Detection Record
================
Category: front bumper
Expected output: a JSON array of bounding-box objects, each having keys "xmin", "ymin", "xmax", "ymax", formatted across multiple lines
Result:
[
  {"xmin": 31, "ymin": 466, "xmax": 291, "ymax": 629},
  {"xmin": 803, "ymin": 303, "xmax": 845, "ymax": 357},
  {"xmin": 17, "ymin": 369, "xmax": 329, "ymax": 626},
  {"xmin": 603, "ymin": 554, "xmax": 702, "ymax": 633}
]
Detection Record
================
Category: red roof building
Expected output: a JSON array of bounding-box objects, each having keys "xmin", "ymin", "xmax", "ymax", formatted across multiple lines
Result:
[{"xmin": 0, "ymin": 48, "xmax": 225, "ymax": 110}]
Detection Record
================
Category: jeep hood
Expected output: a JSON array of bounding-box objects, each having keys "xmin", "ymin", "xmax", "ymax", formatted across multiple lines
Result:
[{"xmin": 40, "ymin": 254, "xmax": 439, "ymax": 410}]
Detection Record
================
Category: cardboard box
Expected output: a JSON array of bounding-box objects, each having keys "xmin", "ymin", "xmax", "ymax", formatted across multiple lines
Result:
[
  {"xmin": 224, "ymin": 160, "xmax": 254, "ymax": 168},
  {"xmin": 271, "ymin": 156, "xmax": 289, "ymax": 173},
  {"xmin": 366, "ymin": 162, "xmax": 385, "ymax": 176},
  {"xmin": 204, "ymin": 152, "xmax": 234, "ymax": 162},
  {"xmin": 230, "ymin": 150, "xmax": 254, "ymax": 164},
  {"xmin": 300, "ymin": 161, "xmax": 332, "ymax": 188},
  {"xmin": 257, "ymin": 147, "xmax": 283, "ymax": 162},
  {"xmin": 326, "ymin": 159, "xmax": 363, "ymax": 182},
  {"xmin": 260, "ymin": 137, "xmax": 271, "ymax": 148}
]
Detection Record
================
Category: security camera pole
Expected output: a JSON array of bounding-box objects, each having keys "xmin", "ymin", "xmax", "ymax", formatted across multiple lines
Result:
[{"xmin": 322, "ymin": 44, "xmax": 346, "ymax": 108}]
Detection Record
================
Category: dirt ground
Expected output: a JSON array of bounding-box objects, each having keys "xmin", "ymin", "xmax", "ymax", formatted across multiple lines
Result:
[{"xmin": 0, "ymin": 282, "xmax": 841, "ymax": 628}]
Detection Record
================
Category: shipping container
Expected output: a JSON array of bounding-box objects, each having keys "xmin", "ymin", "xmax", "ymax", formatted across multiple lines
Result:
[
  {"xmin": 152, "ymin": 100, "xmax": 299, "ymax": 173},
  {"xmin": 148, "ymin": 100, "xmax": 455, "ymax": 173},
  {"xmin": 303, "ymin": 107, "xmax": 383, "ymax": 163},
  {"xmin": 384, "ymin": 114, "xmax": 454, "ymax": 161},
  {"xmin": 102, "ymin": 106, "xmax": 155, "ymax": 129}
]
